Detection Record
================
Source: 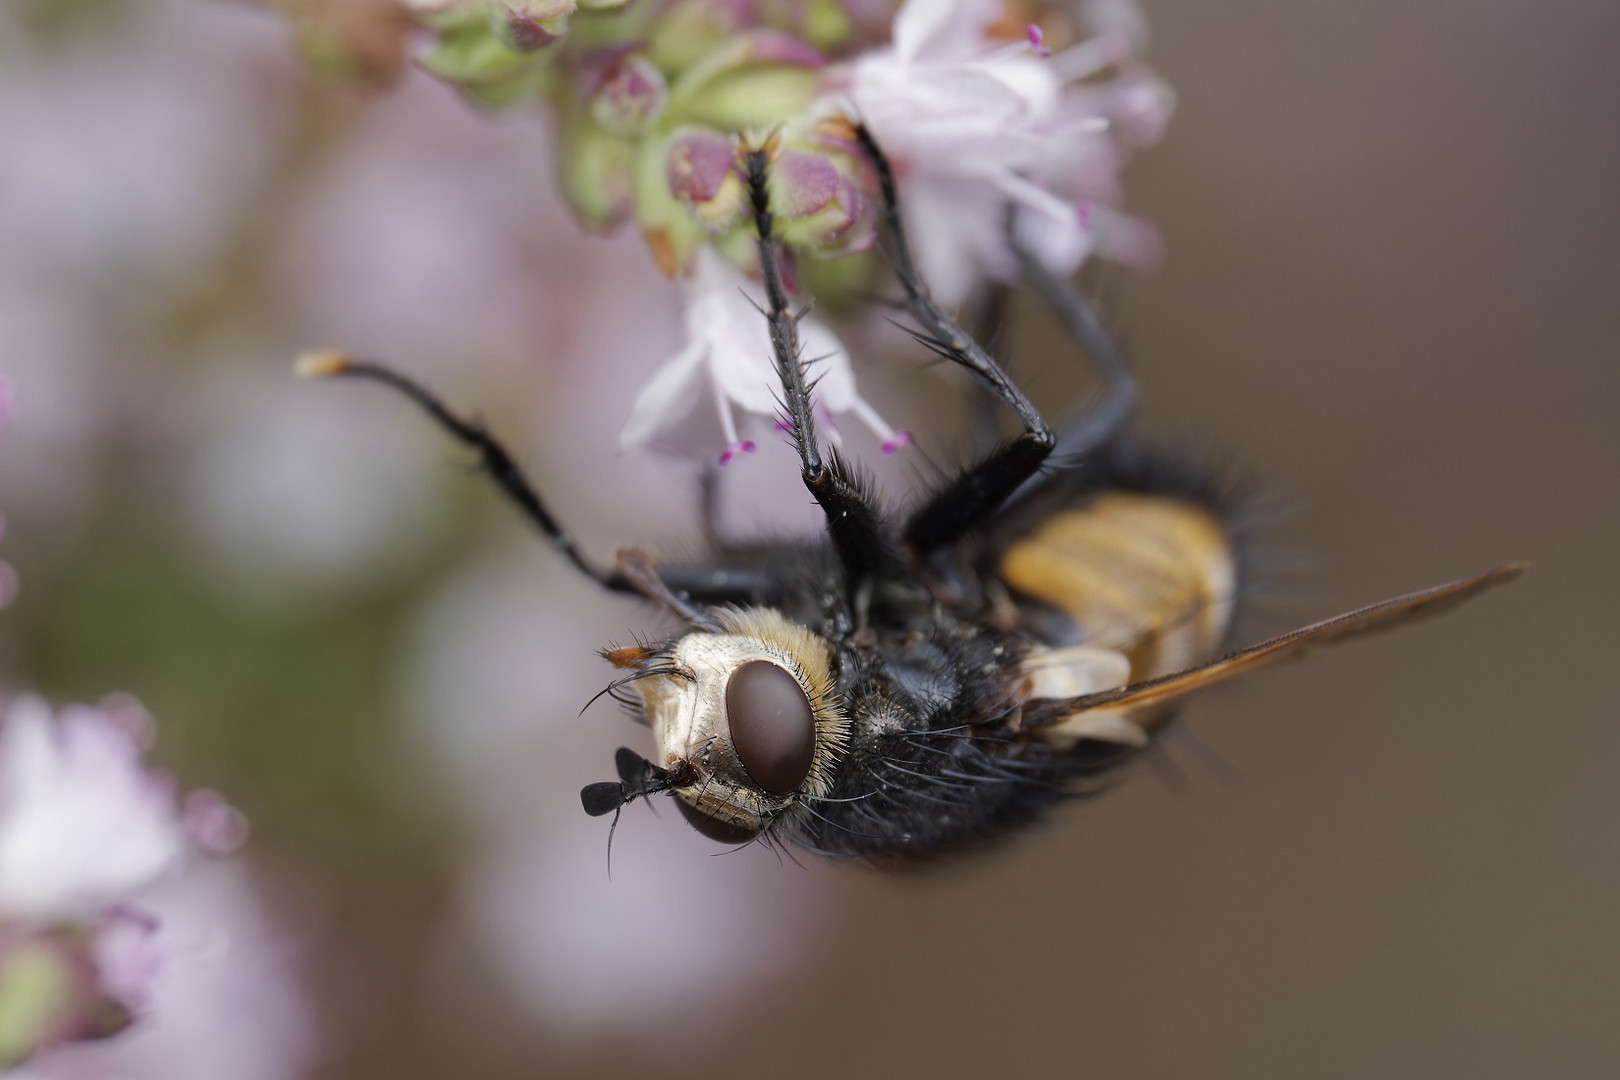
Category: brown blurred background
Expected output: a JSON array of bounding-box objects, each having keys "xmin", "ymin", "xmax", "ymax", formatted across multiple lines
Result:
[{"xmin": 2, "ymin": 0, "xmax": 1616, "ymax": 1077}]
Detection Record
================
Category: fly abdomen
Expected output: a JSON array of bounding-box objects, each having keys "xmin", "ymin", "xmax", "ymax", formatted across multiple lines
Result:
[{"xmin": 1000, "ymin": 491, "xmax": 1238, "ymax": 687}]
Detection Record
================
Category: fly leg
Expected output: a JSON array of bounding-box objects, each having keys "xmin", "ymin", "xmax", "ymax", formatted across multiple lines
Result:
[
  {"xmin": 1011, "ymin": 239, "xmax": 1137, "ymax": 461},
  {"xmin": 743, "ymin": 147, "xmax": 906, "ymax": 589},
  {"xmin": 852, "ymin": 125, "xmax": 1056, "ymax": 555},
  {"xmin": 295, "ymin": 353, "xmax": 769, "ymax": 608}
]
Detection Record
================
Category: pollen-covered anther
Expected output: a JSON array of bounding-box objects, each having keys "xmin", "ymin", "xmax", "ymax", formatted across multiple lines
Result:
[{"xmin": 294, "ymin": 350, "xmax": 350, "ymax": 379}]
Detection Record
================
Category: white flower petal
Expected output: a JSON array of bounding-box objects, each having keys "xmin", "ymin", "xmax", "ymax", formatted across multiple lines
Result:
[
  {"xmin": 1012, "ymin": 203, "xmax": 1092, "ymax": 279},
  {"xmin": 703, "ymin": 315, "xmax": 781, "ymax": 417},
  {"xmin": 619, "ymin": 338, "xmax": 707, "ymax": 450},
  {"xmin": 30, "ymin": 861, "xmax": 320, "ymax": 1080},
  {"xmin": 797, "ymin": 317, "xmax": 859, "ymax": 411},
  {"xmin": 1087, "ymin": 205, "xmax": 1165, "ymax": 269},
  {"xmin": 891, "ymin": 0, "xmax": 999, "ymax": 62},
  {"xmin": 903, "ymin": 178, "xmax": 1007, "ymax": 307},
  {"xmin": 620, "ymin": 248, "xmax": 870, "ymax": 459}
]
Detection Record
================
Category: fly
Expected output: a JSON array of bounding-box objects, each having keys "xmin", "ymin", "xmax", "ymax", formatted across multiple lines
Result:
[{"xmin": 298, "ymin": 129, "xmax": 1522, "ymax": 862}]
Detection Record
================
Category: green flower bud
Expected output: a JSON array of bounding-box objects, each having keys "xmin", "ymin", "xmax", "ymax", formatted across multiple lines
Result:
[
  {"xmin": 0, "ymin": 929, "xmax": 132, "ymax": 1068},
  {"xmin": 489, "ymin": 0, "xmax": 573, "ymax": 51},
  {"xmin": 768, "ymin": 116, "xmax": 876, "ymax": 256},
  {"xmin": 665, "ymin": 30, "xmax": 825, "ymax": 130},
  {"xmin": 800, "ymin": 0, "xmax": 853, "ymax": 51},
  {"xmin": 635, "ymin": 133, "xmax": 708, "ymax": 275},
  {"xmin": 585, "ymin": 51, "xmax": 667, "ymax": 136},
  {"xmin": 417, "ymin": 17, "xmax": 553, "ymax": 107},
  {"xmin": 665, "ymin": 128, "xmax": 747, "ymax": 234},
  {"xmin": 560, "ymin": 121, "xmax": 638, "ymax": 231},
  {"xmin": 682, "ymin": 65, "xmax": 822, "ymax": 130},
  {"xmin": 645, "ymin": 0, "xmax": 757, "ymax": 75}
]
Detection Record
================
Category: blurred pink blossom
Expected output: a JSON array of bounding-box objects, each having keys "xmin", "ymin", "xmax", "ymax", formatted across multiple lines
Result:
[
  {"xmin": 14, "ymin": 862, "xmax": 319, "ymax": 1080},
  {"xmin": 179, "ymin": 791, "xmax": 250, "ymax": 856},
  {"xmin": 0, "ymin": 376, "xmax": 13, "ymax": 608},
  {"xmin": 458, "ymin": 815, "xmax": 825, "ymax": 1043},
  {"xmin": 0, "ymin": 697, "xmax": 186, "ymax": 924},
  {"xmin": 0, "ymin": 0, "xmax": 296, "ymax": 526},
  {"xmin": 180, "ymin": 360, "xmax": 448, "ymax": 595},
  {"xmin": 273, "ymin": 75, "xmax": 580, "ymax": 369},
  {"xmin": 0, "ymin": 0, "xmax": 293, "ymax": 281},
  {"xmin": 0, "ymin": 697, "xmax": 317, "ymax": 1076}
]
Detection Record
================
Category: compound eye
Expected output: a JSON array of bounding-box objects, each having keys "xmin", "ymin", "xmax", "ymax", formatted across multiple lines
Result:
[
  {"xmin": 676, "ymin": 799, "xmax": 758, "ymax": 845},
  {"xmin": 725, "ymin": 660, "xmax": 815, "ymax": 794}
]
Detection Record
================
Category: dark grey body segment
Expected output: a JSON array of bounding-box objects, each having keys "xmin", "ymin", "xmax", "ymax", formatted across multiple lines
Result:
[{"xmin": 687, "ymin": 441, "xmax": 1244, "ymax": 861}]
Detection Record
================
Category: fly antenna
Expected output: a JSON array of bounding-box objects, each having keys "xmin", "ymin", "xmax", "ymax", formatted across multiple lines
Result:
[{"xmin": 579, "ymin": 748, "xmax": 696, "ymax": 876}]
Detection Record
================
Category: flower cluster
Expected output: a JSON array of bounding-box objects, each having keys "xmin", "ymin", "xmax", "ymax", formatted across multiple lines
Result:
[
  {"xmin": 351, "ymin": 0, "xmax": 1171, "ymax": 463},
  {"xmin": 0, "ymin": 695, "xmax": 310, "ymax": 1074},
  {"xmin": 834, "ymin": 0, "xmax": 1172, "ymax": 305}
]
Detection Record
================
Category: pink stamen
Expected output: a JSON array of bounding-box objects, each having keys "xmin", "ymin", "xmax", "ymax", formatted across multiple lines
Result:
[
  {"xmin": 845, "ymin": 397, "xmax": 910, "ymax": 456},
  {"xmin": 1076, "ymin": 201, "xmax": 1094, "ymax": 228},
  {"xmin": 713, "ymin": 380, "xmax": 753, "ymax": 464},
  {"xmin": 1027, "ymin": 24, "xmax": 1052, "ymax": 58},
  {"xmin": 718, "ymin": 440, "xmax": 757, "ymax": 465}
]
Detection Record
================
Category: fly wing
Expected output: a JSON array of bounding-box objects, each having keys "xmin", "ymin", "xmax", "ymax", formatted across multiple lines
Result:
[{"xmin": 1023, "ymin": 563, "xmax": 1525, "ymax": 729}]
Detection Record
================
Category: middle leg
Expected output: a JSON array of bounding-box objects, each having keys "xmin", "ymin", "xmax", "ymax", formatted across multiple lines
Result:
[{"xmin": 852, "ymin": 125, "xmax": 1056, "ymax": 555}]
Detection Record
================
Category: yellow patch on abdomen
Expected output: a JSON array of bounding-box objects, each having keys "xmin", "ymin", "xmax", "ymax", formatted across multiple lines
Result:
[{"xmin": 1000, "ymin": 492, "xmax": 1237, "ymax": 685}]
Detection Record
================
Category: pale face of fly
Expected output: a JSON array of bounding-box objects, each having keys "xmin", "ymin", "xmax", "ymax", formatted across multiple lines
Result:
[{"xmin": 630, "ymin": 608, "xmax": 848, "ymax": 841}]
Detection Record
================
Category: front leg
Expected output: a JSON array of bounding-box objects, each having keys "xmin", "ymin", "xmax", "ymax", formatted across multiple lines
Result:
[
  {"xmin": 742, "ymin": 147, "xmax": 906, "ymax": 590},
  {"xmin": 296, "ymin": 353, "xmax": 772, "ymax": 612}
]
